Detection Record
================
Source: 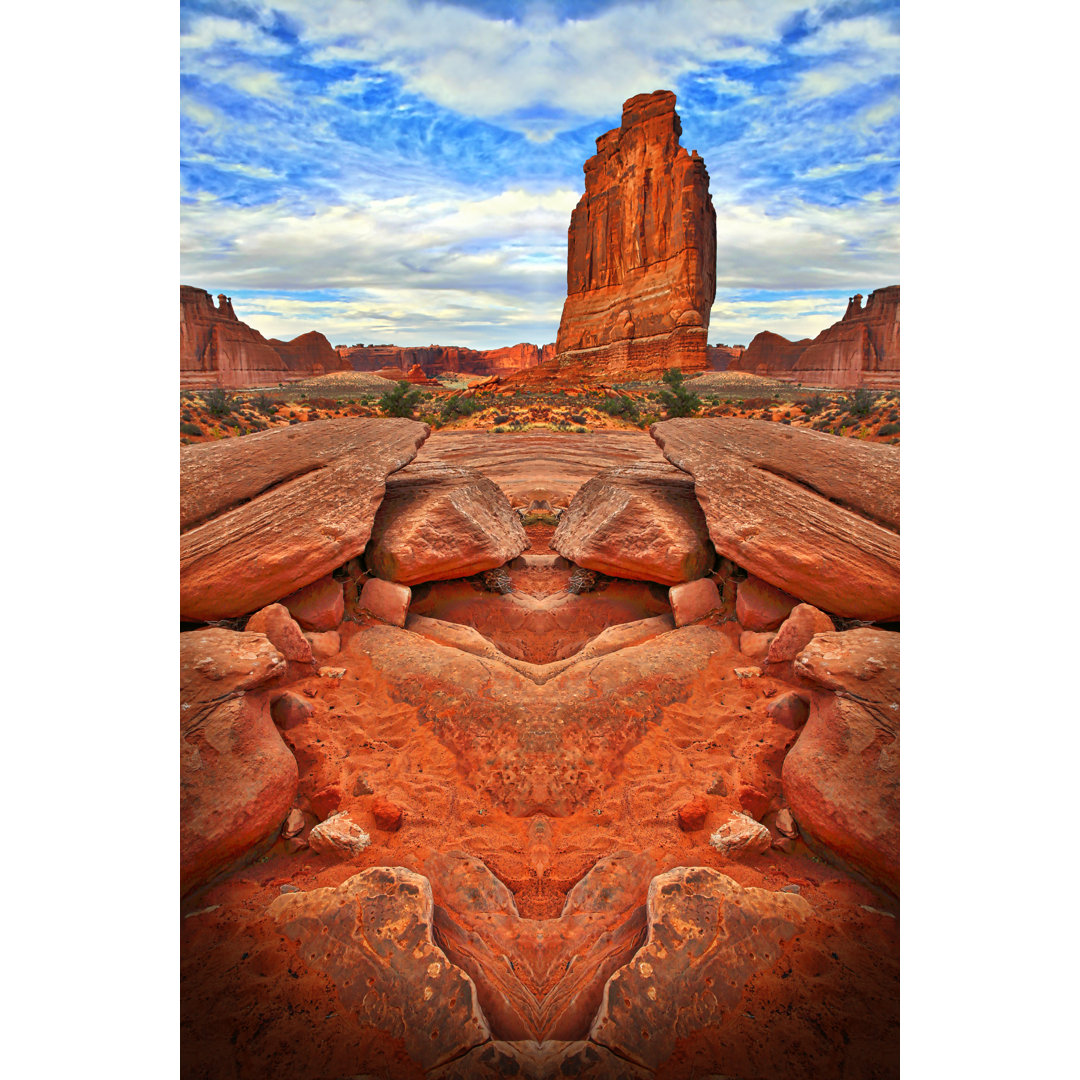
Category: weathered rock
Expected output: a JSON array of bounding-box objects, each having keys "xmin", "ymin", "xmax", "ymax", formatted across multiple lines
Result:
[
  {"xmin": 281, "ymin": 808, "xmax": 306, "ymax": 839},
  {"xmin": 280, "ymin": 574, "xmax": 344, "ymax": 632},
  {"xmin": 430, "ymin": 1040, "xmax": 653, "ymax": 1078},
  {"xmin": 784, "ymin": 629, "xmax": 900, "ymax": 892},
  {"xmin": 365, "ymin": 460, "xmax": 528, "ymax": 584},
  {"xmin": 543, "ymin": 90, "xmax": 716, "ymax": 382},
  {"xmin": 669, "ymin": 576, "xmax": 720, "ymax": 626},
  {"xmin": 767, "ymin": 690, "xmax": 810, "ymax": 729},
  {"xmin": 371, "ymin": 797, "xmax": 404, "ymax": 832},
  {"xmin": 180, "ymin": 633, "xmax": 298, "ymax": 894},
  {"xmin": 244, "ymin": 603, "xmax": 313, "ymax": 663},
  {"xmin": 775, "ymin": 808, "xmax": 798, "ymax": 838},
  {"xmin": 590, "ymin": 867, "xmax": 810, "ymax": 1069},
  {"xmin": 180, "ymin": 417, "xmax": 428, "ymax": 621},
  {"xmin": 677, "ymin": 795, "xmax": 709, "ymax": 832},
  {"xmin": 736, "ymin": 575, "xmax": 799, "ymax": 631},
  {"xmin": 360, "ymin": 576, "xmax": 411, "ymax": 626},
  {"xmin": 552, "ymin": 462, "xmax": 713, "ymax": 584},
  {"xmin": 307, "ymin": 811, "xmax": 371, "ymax": 856},
  {"xmin": 303, "ymin": 630, "xmax": 340, "ymax": 661},
  {"xmin": 652, "ymin": 418, "xmax": 899, "ymax": 620},
  {"xmin": 732, "ymin": 286, "xmax": 900, "ymax": 390},
  {"xmin": 768, "ymin": 603, "xmax": 836, "ymax": 663},
  {"xmin": 739, "ymin": 629, "xmax": 776, "ymax": 661},
  {"xmin": 342, "ymin": 340, "xmax": 551, "ymax": 379},
  {"xmin": 267, "ymin": 867, "xmax": 490, "ymax": 1070},
  {"xmin": 709, "ymin": 812, "xmax": 772, "ymax": 857},
  {"xmin": 270, "ymin": 690, "xmax": 314, "ymax": 729}
]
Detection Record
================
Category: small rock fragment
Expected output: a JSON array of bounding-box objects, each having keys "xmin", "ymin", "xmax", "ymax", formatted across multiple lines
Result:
[
  {"xmin": 270, "ymin": 691, "xmax": 315, "ymax": 729},
  {"xmin": 281, "ymin": 574, "xmax": 345, "ymax": 632},
  {"xmin": 736, "ymin": 575, "xmax": 799, "ymax": 631},
  {"xmin": 676, "ymin": 796, "xmax": 709, "ymax": 832},
  {"xmin": 733, "ymin": 666, "xmax": 761, "ymax": 679},
  {"xmin": 739, "ymin": 630, "xmax": 776, "ymax": 661},
  {"xmin": 775, "ymin": 808, "xmax": 798, "ymax": 838},
  {"xmin": 304, "ymin": 630, "xmax": 341, "ymax": 661},
  {"xmin": 669, "ymin": 577, "xmax": 720, "ymax": 626},
  {"xmin": 371, "ymin": 797, "xmax": 404, "ymax": 832},
  {"xmin": 281, "ymin": 809, "xmax": 306, "ymax": 839},
  {"xmin": 709, "ymin": 812, "xmax": 772, "ymax": 857},
  {"xmin": 279, "ymin": 883, "xmax": 300, "ymax": 893},
  {"xmin": 360, "ymin": 577, "xmax": 411, "ymax": 626},
  {"xmin": 308, "ymin": 812, "xmax": 371, "ymax": 856},
  {"xmin": 766, "ymin": 691, "xmax": 810, "ymax": 729},
  {"xmin": 780, "ymin": 883, "xmax": 801, "ymax": 894},
  {"xmin": 318, "ymin": 666, "xmax": 346, "ymax": 679}
]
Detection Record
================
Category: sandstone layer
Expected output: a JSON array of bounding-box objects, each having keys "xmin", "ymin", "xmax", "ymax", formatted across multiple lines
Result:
[
  {"xmin": 733, "ymin": 286, "xmax": 900, "ymax": 389},
  {"xmin": 180, "ymin": 286, "xmax": 348, "ymax": 389},
  {"xmin": 180, "ymin": 418, "xmax": 428, "ymax": 621},
  {"xmin": 339, "ymin": 341, "xmax": 554, "ymax": 378},
  {"xmin": 652, "ymin": 417, "xmax": 900, "ymax": 620}
]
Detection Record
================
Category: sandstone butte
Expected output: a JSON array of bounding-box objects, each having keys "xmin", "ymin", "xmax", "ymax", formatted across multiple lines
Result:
[
  {"xmin": 180, "ymin": 285, "xmax": 350, "ymax": 390},
  {"xmin": 339, "ymin": 341, "xmax": 556, "ymax": 379},
  {"xmin": 730, "ymin": 285, "xmax": 900, "ymax": 389},
  {"xmin": 508, "ymin": 89, "xmax": 716, "ymax": 388}
]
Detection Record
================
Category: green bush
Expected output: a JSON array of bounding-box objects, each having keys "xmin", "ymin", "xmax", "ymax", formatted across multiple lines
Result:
[
  {"xmin": 253, "ymin": 393, "xmax": 277, "ymax": 415},
  {"xmin": 878, "ymin": 421, "xmax": 900, "ymax": 436},
  {"xmin": 848, "ymin": 387, "xmax": 875, "ymax": 417},
  {"xmin": 802, "ymin": 392, "xmax": 827, "ymax": 415},
  {"xmin": 204, "ymin": 387, "xmax": 231, "ymax": 417},
  {"xmin": 379, "ymin": 381, "xmax": 423, "ymax": 418},
  {"xmin": 180, "ymin": 422, "xmax": 202, "ymax": 436},
  {"xmin": 595, "ymin": 395, "xmax": 640, "ymax": 422},
  {"xmin": 439, "ymin": 394, "xmax": 484, "ymax": 424},
  {"xmin": 657, "ymin": 368, "xmax": 701, "ymax": 418}
]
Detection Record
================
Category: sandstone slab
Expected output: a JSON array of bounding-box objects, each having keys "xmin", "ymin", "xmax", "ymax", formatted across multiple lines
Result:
[
  {"xmin": 669, "ymin": 576, "xmax": 720, "ymax": 627},
  {"xmin": 552, "ymin": 462, "xmax": 713, "ymax": 584},
  {"xmin": 360, "ymin": 576, "xmax": 411, "ymax": 626},
  {"xmin": 652, "ymin": 418, "xmax": 899, "ymax": 620},
  {"xmin": 736, "ymin": 574, "xmax": 799, "ymax": 631},
  {"xmin": 280, "ymin": 574, "xmax": 344, "ymax": 631},
  {"xmin": 267, "ymin": 867, "xmax": 490, "ymax": 1070},
  {"xmin": 365, "ymin": 459, "xmax": 528, "ymax": 584},
  {"xmin": 244, "ymin": 603, "xmax": 313, "ymax": 663},
  {"xmin": 180, "ymin": 418, "xmax": 428, "ymax": 621},
  {"xmin": 180, "ymin": 628, "xmax": 286, "ymax": 714}
]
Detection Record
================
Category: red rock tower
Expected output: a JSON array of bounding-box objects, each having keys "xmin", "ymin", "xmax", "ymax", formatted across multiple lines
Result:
[{"xmin": 553, "ymin": 90, "xmax": 717, "ymax": 380}]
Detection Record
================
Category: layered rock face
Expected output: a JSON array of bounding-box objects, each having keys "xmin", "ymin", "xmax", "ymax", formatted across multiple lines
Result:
[
  {"xmin": 546, "ymin": 90, "xmax": 717, "ymax": 382},
  {"xmin": 181, "ymin": 285, "xmax": 348, "ymax": 389},
  {"xmin": 339, "ymin": 342, "xmax": 554, "ymax": 378},
  {"xmin": 706, "ymin": 343, "xmax": 744, "ymax": 370},
  {"xmin": 734, "ymin": 286, "xmax": 900, "ymax": 389}
]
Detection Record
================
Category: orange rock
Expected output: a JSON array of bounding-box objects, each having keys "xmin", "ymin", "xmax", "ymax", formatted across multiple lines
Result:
[
  {"xmin": 551, "ymin": 462, "xmax": 714, "ymax": 584},
  {"xmin": 280, "ymin": 574, "xmax": 343, "ymax": 632},
  {"xmin": 371, "ymin": 796, "xmax": 404, "ymax": 831},
  {"xmin": 669, "ymin": 576, "xmax": 720, "ymax": 626},
  {"xmin": 737, "ymin": 575, "xmax": 799, "ymax": 631},
  {"xmin": 360, "ymin": 577, "xmax": 411, "ymax": 626},
  {"xmin": 180, "ymin": 418, "xmax": 428, "ymax": 621},
  {"xmin": 179, "ymin": 627, "xmax": 286, "ymax": 710},
  {"xmin": 676, "ymin": 795, "xmax": 709, "ymax": 831},
  {"xmin": 365, "ymin": 460, "xmax": 528, "ymax": 585},
  {"xmin": 767, "ymin": 602, "xmax": 836, "ymax": 663},
  {"xmin": 739, "ymin": 629, "xmax": 776, "ymax": 660},
  {"xmin": 303, "ymin": 630, "xmax": 340, "ymax": 661},
  {"xmin": 269, "ymin": 689, "xmax": 314, "ymax": 729},
  {"xmin": 766, "ymin": 690, "xmax": 810, "ymax": 729},
  {"xmin": 652, "ymin": 418, "xmax": 899, "ymax": 621},
  {"xmin": 244, "ymin": 603, "xmax": 313, "ymax": 663},
  {"xmin": 307, "ymin": 811, "xmax": 370, "ymax": 855}
]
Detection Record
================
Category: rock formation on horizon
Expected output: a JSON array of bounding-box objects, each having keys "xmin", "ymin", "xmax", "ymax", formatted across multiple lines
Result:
[
  {"xmin": 181, "ymin": 285, "xmax": 348, "ymax": 389},
  {"xmin": 338, "ymin": 341, "xmax": 554, "ymax": 380},
  {"xmin": 731, "ymin": 286, "xmax": 900, "ymax": 389},
  {"xmin": 543, "ymin": 90, "xmax": 717, "ymax": 382}
]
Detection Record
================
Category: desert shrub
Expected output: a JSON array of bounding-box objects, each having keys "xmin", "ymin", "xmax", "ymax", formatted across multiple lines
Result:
[
  {"xmin": 289, "ymin": 417, "xmax": 301, "ymax": 425},
  {"xmin": 440, "ymin": 394, "xmax": 484, "ymax": 424},
  {"xmin": 639, "ymin": 413, "xmax": 660, "ymax": 428},
  {"xmin": 780, "ymin": 417, "xmax": 792, "ymax": 424},
  {"xmin": 493, "ymin": 413, "xmax": 510, "ymax": 425},
  {"xmin": 571, "ymin": 425, "xmax": 587, "ymax": 433},
  {"xmin": 569, "ymin": 413, "xmax": 587, "ymax": 425},
  {"xmin": 180, "ymin": 422, "xmax": 202, "ymax": 436},
  {"xmin": 802, "ymin": 392, "xmax": 827, "ymax": 415},
  {"xmin": 204, "ymin": 387, "xmax": 231, "ymax": 417},
  {"xmin": 379, "ymin": 381, "xmax": 423, "ymax": 418},
  {"xmin": 657, "ymin": 369, "xmax": 701, "ymax": 418},
  {"xmin": 878, "ymin": 421, "xmax": 900, "ymax": 436},
  {"xmin": 596, "ymin": 395, "xmax": 640, "ymax": 422},
  {"xmin": 251, "ymin": 394, "xmax": 277, "ymax": 415},
  {"xmin": 848, "ymin": 387, "xmax": 875, "ymax": 417}
]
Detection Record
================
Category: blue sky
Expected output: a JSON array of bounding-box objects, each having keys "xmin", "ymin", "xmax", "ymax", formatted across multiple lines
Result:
[{"xmin": 180, "ymin": 0, "xmax": 899, "ymax": 348}]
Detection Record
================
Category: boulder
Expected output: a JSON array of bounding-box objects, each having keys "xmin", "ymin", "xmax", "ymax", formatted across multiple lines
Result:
[
  {"xmin": 709, "ymin": 812, "xmax": 772, "ymax": 857},
  {"xmin": 736, "ymin": 575, "xmax": 799, "ymax": 631},
  {"xmin": 652, "ymin": 418, "xmax": 899, "ymax": 620},
  {"xmin": 552, "ymin": 462, "xmax": 714, "ymax": 584},
  {"xmin": 270, "ymin": 690, "xmax": 314, "ymax": 729},
  {"xmin": 180, "ymin": 417, "xmax": 428, "ymax": 621},
  {"xmin": 304, "ymin": 630, "xmax": 340, "ymax": 661},
  {"xmin": 244, "ymin": 603, "xmax": 313, "ymax": 663},
  {"xmin": 307, "ymin": 812, "xmax": 371, "ymax": 856},
  {"xmin": 669, "ymin": 576, "xmax": 720, "ymax": 626},
  {"xmin": 280, "ymin": 574, "xmax": 344, "ymax": 632},
  {"xmin": 768, "ymin": 603, "xmax": 836, "ymax": 663},
  {"xmin": 267, "ymin": 867, "xmax": 490, "ymax": 1070},
  {"xmin": 739, "ymin": 629, "xmax": 776, "ymax": 660},
  {"xmin": 179, "ymin": 628, "xmax": 286, "ymax": 713},
  {"xmin": 783, "ymin": 629, "xmax": 900, "ymax": 892},
  {"xmin": 365, "ymin": 460, "xmax": 528, "ymax": 584},
  {"xmin": 360, "ymin": 577, "xmax": 411, "ymax": 626},
  {"xmin": 589, "ymin": 867, "xmax": 810, "ymax": 1070},
  {"xmin": 766, "ymin": 690, "xmax": 810, "ymax": 729}
]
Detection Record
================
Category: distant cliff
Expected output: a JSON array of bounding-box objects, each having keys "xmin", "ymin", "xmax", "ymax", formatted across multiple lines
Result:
[
  {"xmin": 337, "ymin": 342, "xmax": 553, "ymax": 378},
  {"xmin": 731, "ymin": 286, "xmax": 899, "ymax": 389},
  {"xmin": 180, "ymin": 286, "xmax": 347, "ymax": 389}
]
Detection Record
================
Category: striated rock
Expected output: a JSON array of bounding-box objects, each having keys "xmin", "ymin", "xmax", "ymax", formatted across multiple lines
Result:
[
  {"xmin": 342, "ymin": 341, "xmax": 552, "ymax": 379},
  {"xmin": 180, "ymin": 286, "xmax": 348, "ymax": 390},
  {"xmin": 652, "ymin": 418, "xmax": 899, "ymax": 621},
  {"xmin": 180, "ymin": 418, "xmax": 427, "ymax": 621},
  {"xmin": 430, "ymin": 1040, "xmax": 653, "ymax": 1078},
  {"xmin": 307, "ymin": 811, "xmax": 371, "ymax": 856},
  {"xmin": 542, "ymin": 90, "xmax": 716, "ymax": 383},
  {"xmin": 365, "ymin": 460, "xmax": 528, "ymax": 585},
  {"xmin": 732, "ymin": 285, "xmax": 900, "ymax": 390},
  {"xmin": 267, "ymin": 867, "xmax": 490, "ymax": 1070},
  {"xmin": 360, "ymin": 576, "xmax": 411, "ymax": 626},
  {"xmin": 179, "ymin": 628, "xmax": 287, "ymax": 711},
  {"xmin": 552, "ymin": 462, "xmax": 713, "ymax": 584},
  {"xmin": 768, "ymin": 603, "xmax": 836, "ymax": 663},
  {"xmin": 784, "ymin": 629, "xmax": 900, "ymax": 892},
  {"xmin": 669, "ymin": 576, "xmax": 720, "ymax": 627},
  {"xmin": 736, "ymin": 575, "xmax": 799, "ymax": 631},
  {"xmin": 280, "ymin": 574, "xmax": 344, "ymax": 632},
  {"xmin": 244, "ymin": 603, "xmax": 313, "ymax": 664},
  {"xmin": 709, "ymin": 811, "xmax": 772, "ymax": 857},
  {"xmin": 590, "ymin": 867, "xmax": 810, "ymax": 1069}
]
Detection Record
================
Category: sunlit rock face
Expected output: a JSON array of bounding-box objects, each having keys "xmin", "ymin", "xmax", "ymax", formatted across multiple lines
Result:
[{"xmin": 550, "ymin": 89, "xmax": 717, "ymax": 382}]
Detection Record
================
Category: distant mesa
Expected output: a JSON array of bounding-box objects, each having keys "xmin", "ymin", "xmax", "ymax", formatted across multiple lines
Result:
[
  {"xmin": 729, "ymin": 286, "xmax": 900, "ymax": 390},
  {"xmin": 337, "ymin": 341, "xmax": 555, "ymax": 380}
]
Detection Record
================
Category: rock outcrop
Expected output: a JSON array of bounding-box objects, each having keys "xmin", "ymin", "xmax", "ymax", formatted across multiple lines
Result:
[
  {"xmin": 181, "ymin": 286, "xmax": 348, "ymax": 389},
  {"xmin": 339, "ymin": 341, "xmax": 554, "ymax": 378},
  {"xmin": 180, "ymin": 418, "xmax": 428, "ymax": 621},
  {"xmin": 652, "ymin": 418, "xmax": 900, "ymax": 621},
  {"xmin": 519, "ymin": 90, "xmax": 716, "ymax": 385},
  {"xmin": 732, "ymin": 286, "xmax": 900, "ymax": 389},
  {"xmin": 551, "ymin": 462, "xmax": 713, "ymax": 585}
]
